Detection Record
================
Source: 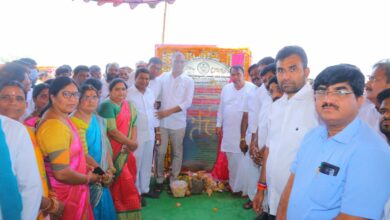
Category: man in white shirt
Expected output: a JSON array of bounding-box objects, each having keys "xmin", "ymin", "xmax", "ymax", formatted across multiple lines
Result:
[
  {"xmin": 127, "ymin": 68, "xmax": 161, "ymax": 204},
  {"xmin": 359, "ymin": 59, "xmax": 390, "ymax": 135},
  {"xmin": 147, "ymin": 57, "xmax": 163, "ymax": 101},
  {"xmin": 233, "ymin": 64, "xmax": 258, "ymax": 199},
  {"xmin": 241, "ymin": 63, "xmax": 276, "ymax": 213},
  {"xmin": 252, "ymin": 46, "xmax": 319, "ymax": 219},
  {"xmin": 155, "ymin": 52, "xmax": 195, "ymax": 188},
  {"xmin": 0, "ymin": 115, "xmax": 42, "ymax": 220},
  {"xmin": 101, "ymin": 62, "xmax": 119, "ymax": 102},
  {"xmin": 119, "ymin": 66, "xmax": 134, "ymax": 88},
  {"xmin": 216, "ymin": 65, "xmax": 255, "ymax": 193}
]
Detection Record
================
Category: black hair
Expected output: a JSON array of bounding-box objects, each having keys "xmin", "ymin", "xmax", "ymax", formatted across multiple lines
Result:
[
  {"xmin": 0, "ymin": 62, "xmax": 29, "ymax": 84},
  {"xmin": 89, "ymin": 65, "xmax": 101, "ymax": 73},
  {"xmin": 55, "ymin": 66, "xmax": 71, "ymax": 76},
  {"xmin": 266, "ymin": 76, "xmax": 279, "ymax": 91},
  {"xmin": 83, "ymin": 78, "xmax": 102, "ymax": 91},
  {"xmin": 39, "ymin": 77, "xmax": 78, "ymax": 116},
  {"xmin": 62, "ymin": 65, "xmax": 72, "ymax": 73},
  {"xmin": 32, "ymin": 83, "xmax": 50, "ymax": 99},
  {"xmin": 260, "ymin": 63, "xmax": 276, "ymax": 77},
  {"xmin": 49, "ymin": 77, "xmax": 79, "ymax": 103},
  {"xmin": 230, "ymin": 65, "xmax": 244, "ymax": 74},
  {"xmin": 148, "ymin": 57, "xmax": 163, "ymax": 65},
  {"xmin": 275, "ymin": 45, "xmax": 308, "ymax": 68},
  {"xmin": 79, "ymin": 84, "xmax": 98, "ymax": 101},
  {"xmin": 0, "ymin": 81, "xmax": 27, "ymax": 99},
  {"xmin": 16, "ymin": 58, "xmax": 37, "ymax": 68},
  {"xmin": 377, "ymin": 88, "xmax": 390, "ymax": 105},
  {"xmin": 257, "ymin": 57, "xmax": 275, "ymax": 66},
  {"xmin": 109, "ymin": 78, "xmax": 128, "ymax": 91},
  {"xmin": 73, "ymin": 65, "xmax": 89, "ymax": 76},
  {"xmin": 135, "ymin": 68, "xmax": 150, "ymax": 79},
  {"xmin": 372, "ymin": 59, "xmax": 390, "ymax": 83},
  {"xmin": 248, "ymin": 64, "xmax": 259, "ymax": 74},
  {"xmin": 313, "ymin": 64, "xmax": 365, "ymax": 97},
  {"xmin": 44, "ymin": 79, "xmax": 55, "ymax": 86}
]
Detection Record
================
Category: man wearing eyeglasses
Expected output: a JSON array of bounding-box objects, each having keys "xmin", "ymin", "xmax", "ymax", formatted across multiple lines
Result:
[
  {"xmin": 253, "ymin": 46, "xmax": 319, "ymax": 220},
  {"xmin": 358, "ymin": 60, "xmax": 390, "ymax": 136},
  {"xmin": 277, "ymin": 64, "xmax": 390, "ymax": 220},
  {"xmin": 155, "ymin": 52, "xmax": 194, "ymax": 191}
]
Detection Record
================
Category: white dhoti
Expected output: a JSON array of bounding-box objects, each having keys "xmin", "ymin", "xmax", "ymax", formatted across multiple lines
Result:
[{"xmin": 226, "ymin": 152, "xmax": 244, "ymax": 193}]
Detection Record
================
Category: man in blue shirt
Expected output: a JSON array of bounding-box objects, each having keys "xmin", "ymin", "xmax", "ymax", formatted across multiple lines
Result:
[{"xmin": 277, "ymin": 64, "xmax": 390, "ymax": 220}]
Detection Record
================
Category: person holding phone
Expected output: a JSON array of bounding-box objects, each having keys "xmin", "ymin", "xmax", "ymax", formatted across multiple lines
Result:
[
  {"xmin": 36, "ymin": 77, "xmax": 101, "ymax": 220},
  {"xmin": 71, "ymin": 83, "xmax": 116, "ymax": 220}
]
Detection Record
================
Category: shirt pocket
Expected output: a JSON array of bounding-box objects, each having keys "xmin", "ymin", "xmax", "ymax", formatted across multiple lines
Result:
[{"xmin": 308, "ymin": 173, "xmax": 343, "ymax": 208}]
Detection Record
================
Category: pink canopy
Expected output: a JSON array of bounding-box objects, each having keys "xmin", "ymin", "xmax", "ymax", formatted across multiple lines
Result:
[{"xmin": 84, "ymin": 0, "xmax": 175, "ymax": 9}]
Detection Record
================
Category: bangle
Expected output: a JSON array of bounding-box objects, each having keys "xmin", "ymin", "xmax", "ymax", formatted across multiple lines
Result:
[
  {"xmin": 156, "ymin": 131, "xmax": 161, "ymax": 134},
  {"xmin": 47, "ymin": 197, "xmax": 59, "ymax": 214},
  {"xmin": 86, "ymin": 173, "xmax": 91, "ymax": 184},
  {"xmin": 240, "ymin": 138, "xmax": 245, "ymax": 141},
  {"xmin": 41, "ymin": 197, "xmax": 53, "ymax": 212},
  {"xmin": 257, "ymin": 182, "xmax": 267, "ymax": 191}
]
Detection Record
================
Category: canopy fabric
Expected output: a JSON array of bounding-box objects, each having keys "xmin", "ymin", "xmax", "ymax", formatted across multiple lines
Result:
[{"xmin": 84, "ymin": 0, "xmax": 175, "ymax": 9}]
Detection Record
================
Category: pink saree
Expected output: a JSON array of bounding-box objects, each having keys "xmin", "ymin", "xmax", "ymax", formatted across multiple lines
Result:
[
  {"xmin": 45, "ymin": 118, "xmax": 93, "ymax": 220},
  {"xmin": 109, "ymin": 101, "xmax": 141, "ymax": 214}
]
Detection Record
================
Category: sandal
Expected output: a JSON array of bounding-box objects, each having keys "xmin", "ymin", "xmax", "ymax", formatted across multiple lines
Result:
[{"xmin": 243, "ymin": 200, "xmax": 253, "ymax": 209}]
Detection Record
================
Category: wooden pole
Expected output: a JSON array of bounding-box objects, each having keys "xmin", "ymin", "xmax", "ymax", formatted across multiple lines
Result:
[{"xmin": 161, "ymin": 0, "xmax": 168, "ymax": 44}]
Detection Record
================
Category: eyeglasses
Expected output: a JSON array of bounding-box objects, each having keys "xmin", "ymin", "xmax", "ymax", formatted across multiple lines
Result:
[
  {"xmin": 62, "ymin": 91, "xmax": 80, "ymax": 99},
  {"xmin": 81, "ymin": 95, "xmax": 99, "ymax": 101},
  {"xmin": 0, "ymin": 94, "xmax": 26, "ymax": 103},
  {"xmin": 367, "ymin": 75, "xmax": 385, "ymax": 82},
  {"xmin": 314, "ymin": 89, "xmax": 353, "ymax": 99}
]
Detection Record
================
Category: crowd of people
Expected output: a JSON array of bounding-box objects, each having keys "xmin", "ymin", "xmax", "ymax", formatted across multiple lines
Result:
[
  {"xmin": 0, "ymin": 45, "xmax": 389, "ymax": 220},
  {"xmin": 0, "ymin": 52, "xmax": 194, "ymax": 220},
  {"xmin": 216, "ymin": 46, "xmax": 390, "ymax": 220}
]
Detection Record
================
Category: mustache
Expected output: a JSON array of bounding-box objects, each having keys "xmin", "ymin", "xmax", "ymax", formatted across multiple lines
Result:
[{"xmin": 321, "ymin": 102, "xmax": 339, "ymax": 110}]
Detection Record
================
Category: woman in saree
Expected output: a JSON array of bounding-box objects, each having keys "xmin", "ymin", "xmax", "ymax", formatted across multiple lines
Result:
[
  {"xmin": 71, "ymin": 83, "xmax": 117, "ymax": 220},
  {"xmin": 24, "ymin": 83, "xmax": 50, "ymax": 127},
  {"xmin": 98, "ymin": 78, "xmax": 141, "ymax": 220},
  {"xmin": 0, "ymin": 64, "xmax": 64, "ymax": 219},
  {"xmin": 36, "ymin": 77, "xmax": 101, "ymax": 220}
]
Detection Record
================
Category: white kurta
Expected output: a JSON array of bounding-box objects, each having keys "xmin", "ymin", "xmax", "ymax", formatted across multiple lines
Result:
[
  {"xmin": 234, "ymin": 83, "xmax": 258, "ymax": 195},
  {"xmin": 265, "ymin": 84, "xmax": 319, "ymax": 215},
  {"xmin": 100, "ymin": 80, "xmax": 110, "ymax": 102},
  {"xmin": 358, "ymin": 98, "xmax": 386, "ymax": 139},
  {"xmin": 159, "ymin": 72, "xmax": 195, "ymax": 130},
  {"xmin": 127, "ymin": 86, "xmax": 158, "ymax": 142},
  {"xmin": 257, "ymin": 85, "xmax": 273, "ymax": 149},
  {"xmin": 127, "ymin": 86, "xmax": 158, "ymax": 194},
  {"xmin": 23, "ymin": 90, "xmax": 35, "ymax": 120},
  {"xmin": 148, "ymin": 76, "xmax": 162, "ymax": 102},
  {"xmin": 216, "ymin": 82, "xmax": 255, "ymax": 153},
  {"xmin": 0, "ymin": 115, "xmax": 42, "ymax": 220},
  {"xmin": 236, "ymin": 84, "xmax": 273, "ymax": 199}
]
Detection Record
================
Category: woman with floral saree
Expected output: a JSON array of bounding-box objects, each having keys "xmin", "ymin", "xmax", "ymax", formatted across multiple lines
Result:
[{"xmin": 98, "ymin": 78, "xmax": 141, "ymax": 220}]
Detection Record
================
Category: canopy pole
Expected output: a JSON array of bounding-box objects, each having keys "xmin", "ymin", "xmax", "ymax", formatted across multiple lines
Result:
[{"xmin": 161, "ymin": 1, "xmax": 168, "ymax": 44}]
